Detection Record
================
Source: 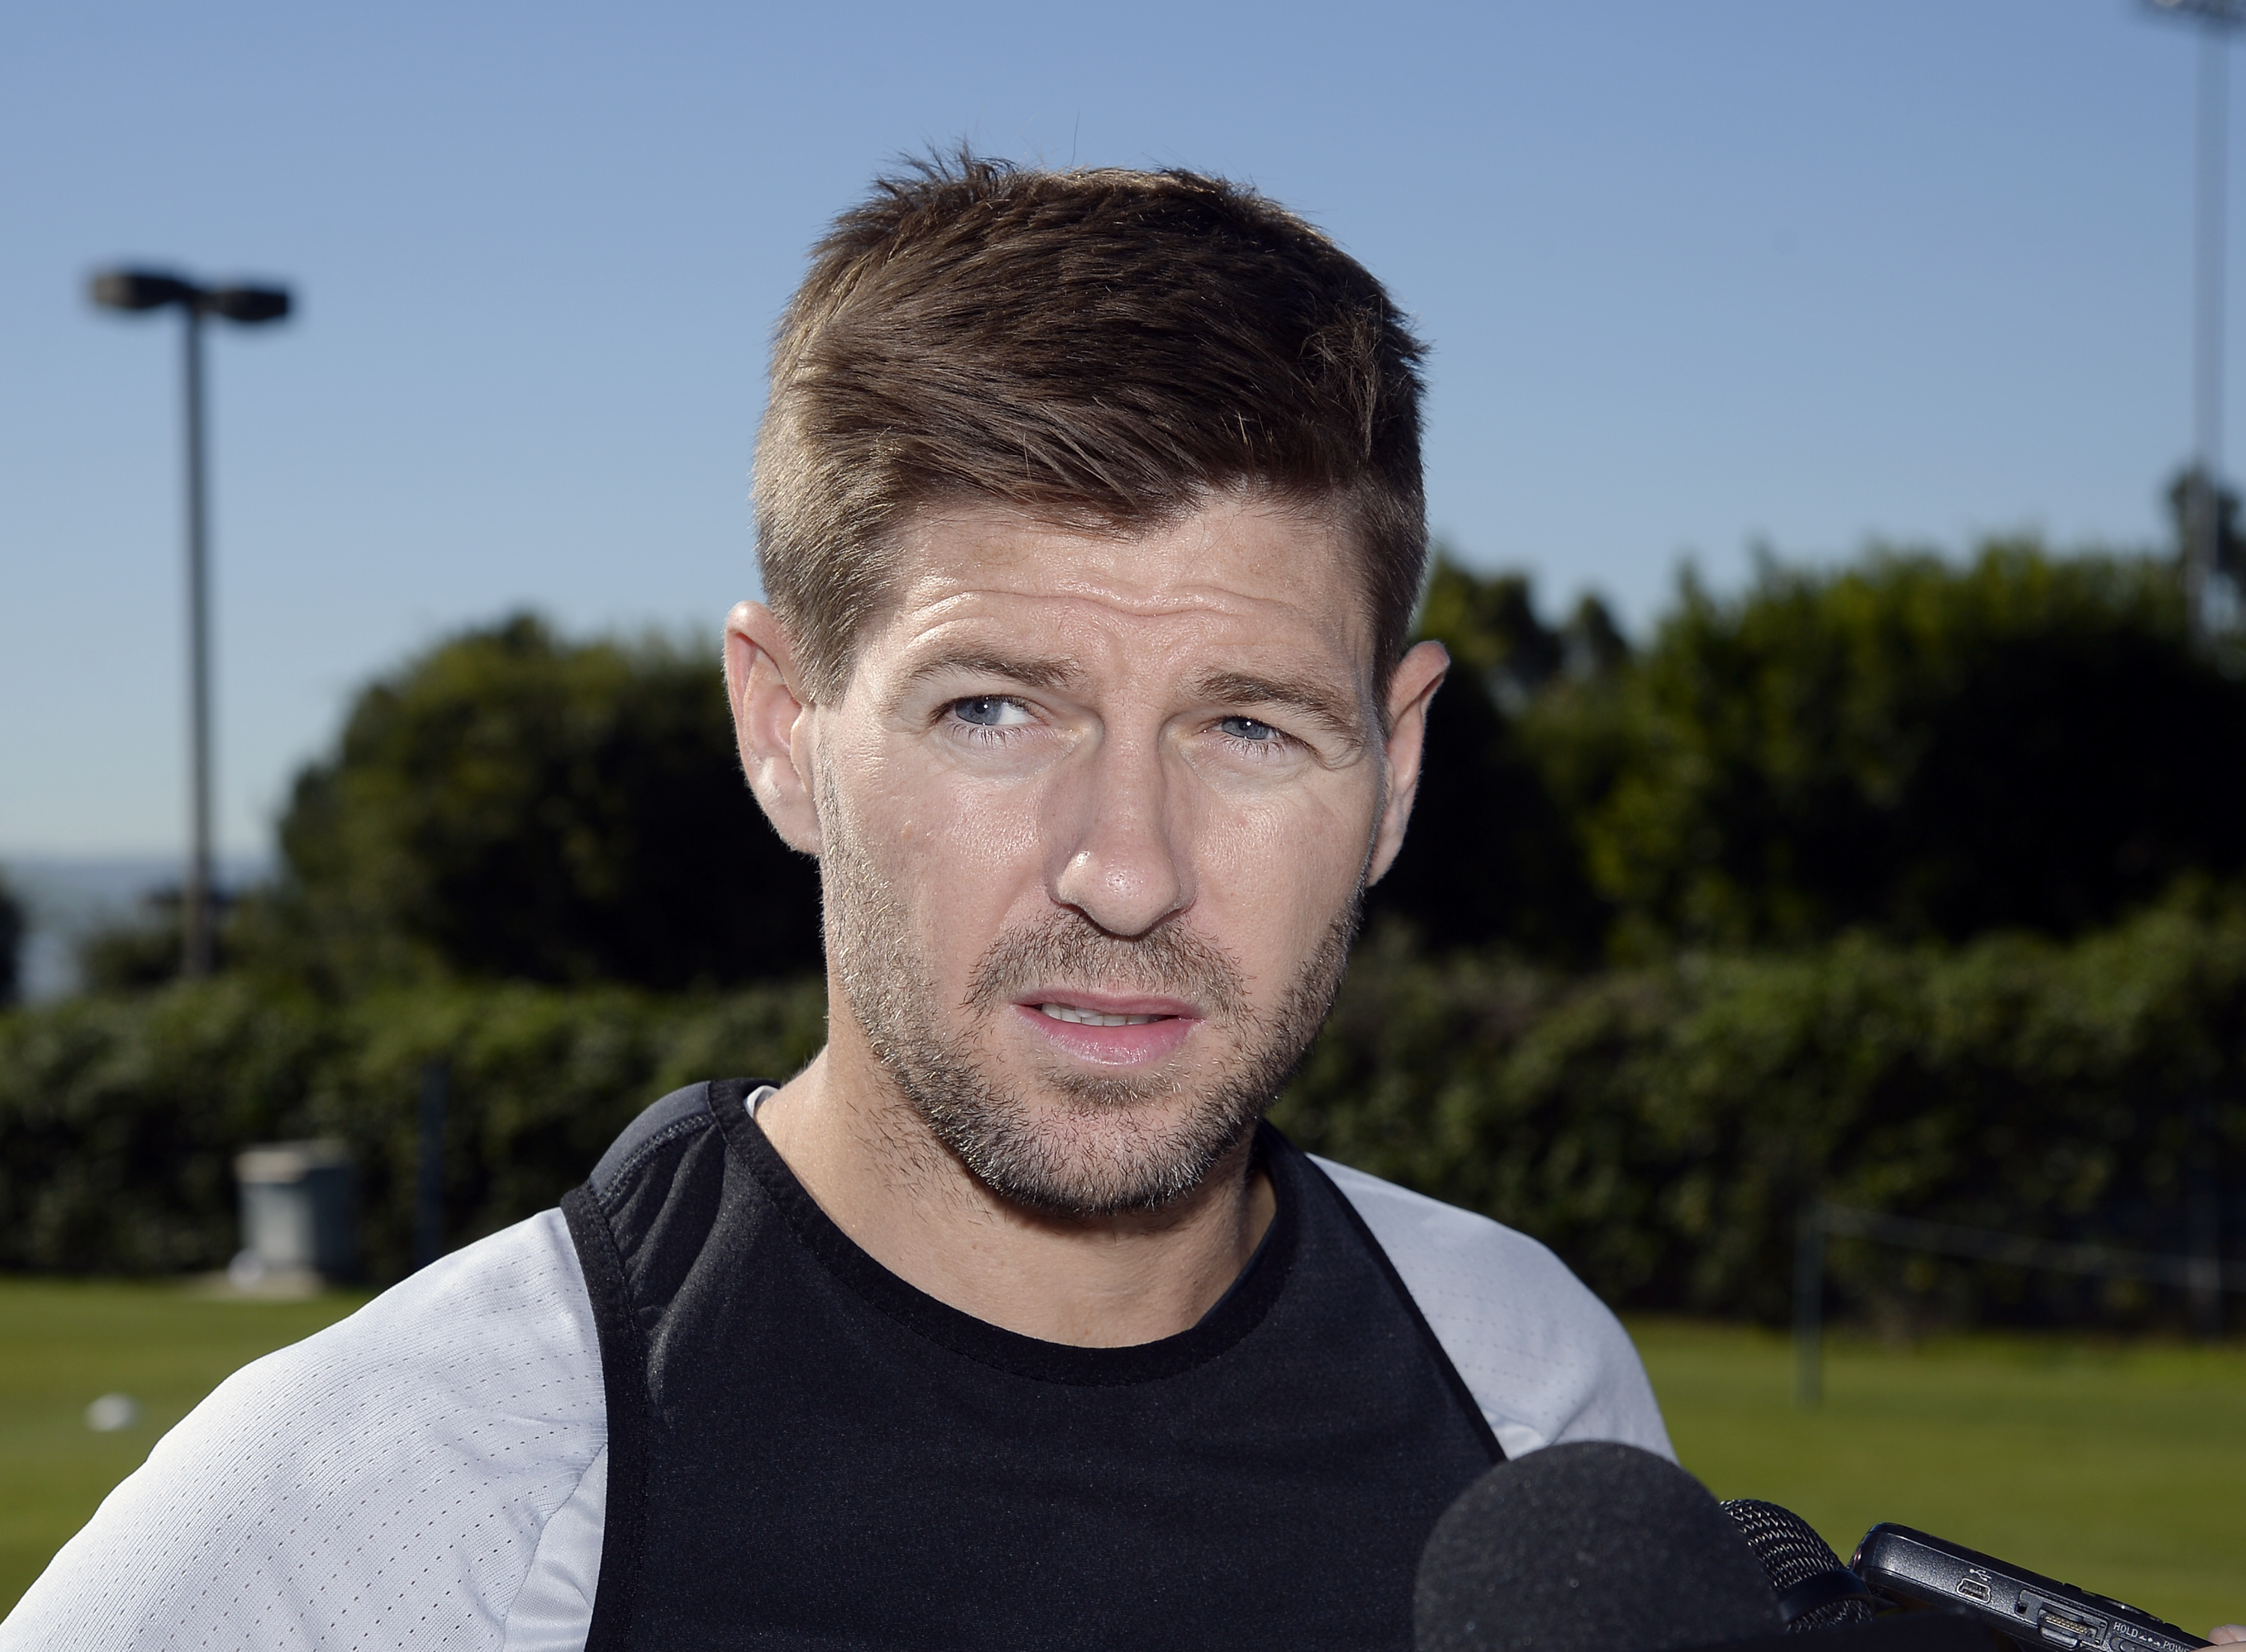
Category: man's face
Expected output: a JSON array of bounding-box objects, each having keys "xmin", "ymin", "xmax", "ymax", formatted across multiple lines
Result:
[{"xmin": 780, "ymin": 494, "xmax": 1438, "ymax": 1216}]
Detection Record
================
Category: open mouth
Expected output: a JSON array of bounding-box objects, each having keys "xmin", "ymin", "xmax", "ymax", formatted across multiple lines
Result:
[
  {"xmin": 1036, "ymin": 1004, "xmax": 1170, "ymax": 1027},
  {"xmin": 1012, "ymin": 993, "xmax": 1201, "ymax": 1066}
]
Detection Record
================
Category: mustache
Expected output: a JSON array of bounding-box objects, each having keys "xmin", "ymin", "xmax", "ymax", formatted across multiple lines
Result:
[{"xmin": 962, "ymin": 911, "xmax": 1252, "ymax": 1023}]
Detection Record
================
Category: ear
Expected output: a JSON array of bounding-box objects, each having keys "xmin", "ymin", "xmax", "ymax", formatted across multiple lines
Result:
[
  {"xmin": 1364, "ymin": 639, "xmax": 1449, "ymax": 888},
  {"xmin": 723, "ymin": 600, "xmax": 823, "ymax": 856}
]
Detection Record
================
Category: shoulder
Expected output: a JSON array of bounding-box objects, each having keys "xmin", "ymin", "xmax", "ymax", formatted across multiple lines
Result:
[
  {"xmin": 1310, "ymin": 1155, "xmax": 1675, "ymax": 1463},
  {"xmin": 587, "ymin": 1079, "xmax": 728, "ymax": 1199},
  {"xmin": 568, "ymin": 1080, "xmax": 775, "ymax": 1332},
  {"xmin": 1, "ymin": 1210, "xmax": 606, "ymax": 1651}
]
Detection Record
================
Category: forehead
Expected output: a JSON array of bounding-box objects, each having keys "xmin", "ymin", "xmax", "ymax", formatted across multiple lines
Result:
[{"xmin": 858, "ymin": 496, "xmax": 1374, "ymax": 678}]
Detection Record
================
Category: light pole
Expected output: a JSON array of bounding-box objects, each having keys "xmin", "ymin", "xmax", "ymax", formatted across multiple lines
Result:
[
  {"xmin": 2149, "ymin": 0, "xmax": 2246, "ymax": 640},
  {"xmin": 89, "ymin": 268, "xmax": 291, "ymax": 979}
]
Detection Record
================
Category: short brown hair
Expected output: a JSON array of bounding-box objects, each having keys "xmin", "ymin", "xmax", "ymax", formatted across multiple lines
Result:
[{"xmin": 753, "ymin": 153, "xmax": 1428, "ymax": 700}]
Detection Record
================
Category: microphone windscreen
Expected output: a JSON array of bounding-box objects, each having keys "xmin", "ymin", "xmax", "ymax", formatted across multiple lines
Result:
[
  {"xmin": 1720, "ymin": 1500, "xmax": 1878, "ymax": 1632},
  {"xmin": 1415, "ymin": 1442, "xmax": 1783, "ymax": 1652}
]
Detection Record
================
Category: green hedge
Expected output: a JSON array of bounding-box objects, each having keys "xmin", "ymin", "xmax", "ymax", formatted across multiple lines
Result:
[
  {"xmin": 0, "ymin": 978, "xmax": 825, "ymax": 1281},
  {"xmin": 1276, "ymin": 901, "xmax": 2243, "ymax": 1323},
  {"xmin": 4, "ymin": 899, "xmax": 2239, "ymax": 1323}
]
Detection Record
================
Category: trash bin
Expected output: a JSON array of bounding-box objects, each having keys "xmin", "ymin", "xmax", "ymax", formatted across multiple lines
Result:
[{"xmin": 234, "ymin": 1140, "xmax": 355, "ymax": 1285}]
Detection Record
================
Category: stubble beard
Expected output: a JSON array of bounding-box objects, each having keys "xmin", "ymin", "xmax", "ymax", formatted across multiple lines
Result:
[{"xmin": 818, "ymin": 769, "xmax": 1361, "ymax": 1218}]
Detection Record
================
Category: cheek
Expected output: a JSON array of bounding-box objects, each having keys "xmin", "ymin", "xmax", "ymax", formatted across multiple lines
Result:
[
  {"xmin": 1190, "ymin": 784, "xmax": 1376, "ymax": 976},
  {"xmin": 847, "ymin": 746, "xmax": 1051, "ymax": 944}
]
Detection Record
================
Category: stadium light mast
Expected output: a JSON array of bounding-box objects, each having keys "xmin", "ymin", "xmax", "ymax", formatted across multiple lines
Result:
[
  {"xmin": 88, "ymin": 268, "xmax": 292, "ymax": 980},
  {"xmin": 2148, "ymin": 0, "xmax": 2246, "ymax": 641}
]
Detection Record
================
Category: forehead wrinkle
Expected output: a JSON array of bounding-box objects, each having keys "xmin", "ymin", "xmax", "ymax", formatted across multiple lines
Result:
[{"xmin": 899, "ymin": 569, "xmax": 1297, "ymax": 627}]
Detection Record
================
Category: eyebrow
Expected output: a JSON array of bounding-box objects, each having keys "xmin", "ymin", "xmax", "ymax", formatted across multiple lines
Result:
[
  {"xmin": 889, "ymin": 650, "xmax": 1368, "ymax": 749},
  {"xmin": 1188, "ymin": 670, "xmax": 1366, "ymax": 749},
  {"xmin": 892, "ymin": 648, "xmax": 1088, "ymax": 704}
]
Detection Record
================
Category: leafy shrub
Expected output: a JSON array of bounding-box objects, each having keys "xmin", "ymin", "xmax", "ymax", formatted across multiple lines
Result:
[
  {"xmin": 1377, "ymin": 543, "xmax": 2245, "ymax": 966},
  {"xmin": 0, "ymin": 976, "xmax": 825, "ymax": 1280},
  {"xmin": 1528, "ymin": 543, "xmax": 2246, "ymax": 951},
  {"xmin": 265, "ymin": 614, "xmax": 824, "ymax": 990},
  {"xmin": 0, "ymin": 873, "xmax": 21, "ymax": 1006},
  {"xmin": 1367, "ymin": 556, "xmax": 1619, "ymax": 963},
  {"xmin": 0, "ymin": 979, "xmax": 339, "ymax": 1272},
  {"xmin": 1278, "ymin": 895, "xmax": 2245, "ymax": 1326}
]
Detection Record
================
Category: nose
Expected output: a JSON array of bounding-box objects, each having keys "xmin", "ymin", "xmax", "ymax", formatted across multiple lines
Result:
[{"xmin": 1047, "ymin": 728, "xmax": 1192, "ymax": 938}]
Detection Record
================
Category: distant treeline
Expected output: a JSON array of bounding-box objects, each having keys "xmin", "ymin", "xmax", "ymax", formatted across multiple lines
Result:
[
  {"xmin": 0, "ymin": 874, "xmax": 22, "ymax": 1008},
  {"xmin": 10, "ymin": 534, "xmax": 2245, "ymax": 1326},
  {"xmin": 76, "ymin": 536, "xmax": 2246, "ymax": 993},
  {"xmin": 1387, "ymin": 539, "xmax": 2246, "ymax": 961}
]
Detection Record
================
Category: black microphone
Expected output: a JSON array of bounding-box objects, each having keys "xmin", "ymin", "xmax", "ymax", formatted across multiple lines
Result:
[
  {"xmin": 1721, "ymin": 1499, "xmax": 1880, "ymax": 1632},
  {"xmin": 1414, "ymin": 1441, "xmax": 1785, "ymax": 1652}
]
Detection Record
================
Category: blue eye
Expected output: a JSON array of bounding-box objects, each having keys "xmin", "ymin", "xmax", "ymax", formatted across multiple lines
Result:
[
  {"xmin": 952, "ymin": 696, "xmax": 1026, "ymax": 728},
  {"xmin": 1220, "ymin": 716, "xmax": 1279, "ymax": 742}
]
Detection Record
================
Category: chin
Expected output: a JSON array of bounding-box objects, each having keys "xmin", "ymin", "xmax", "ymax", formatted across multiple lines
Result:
[{"xmin": 912, "ymin": 1059, "xmax": 1265, "ymax": 1218}]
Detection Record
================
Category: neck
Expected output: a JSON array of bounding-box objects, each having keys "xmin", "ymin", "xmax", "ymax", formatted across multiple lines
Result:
[{"xmin": 750, "ymin": 1021, "xmax": 1276, "ymax": 1347}]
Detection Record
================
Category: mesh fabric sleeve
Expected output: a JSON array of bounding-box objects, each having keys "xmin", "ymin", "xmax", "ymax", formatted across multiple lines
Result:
[
  {"xmin": 0, "ymin": 1209, "xmax": 608, "ymax": 1652},
  {"xmin": 1312, "ymin": 1155, "xmax": 1676, "ymax": 1463}
]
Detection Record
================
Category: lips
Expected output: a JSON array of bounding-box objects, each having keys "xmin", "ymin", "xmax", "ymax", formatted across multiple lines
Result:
[{"xmin": 1011, "ymin": 992, "xmax": 1201, "ymax": 1066}]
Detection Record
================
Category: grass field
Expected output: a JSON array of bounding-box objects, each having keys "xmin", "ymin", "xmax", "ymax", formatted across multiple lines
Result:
[
  {"xmin": 1635, "ymin": 1318, "xmax": 2246, "ymax": 1636},
  {"xmin": 0, "ymin": 1282, "xmax": 2240, "ymax": 1630},
  {"xmin": 0, "ymin": 1278, "xmax": 368, "ymax": 1615}
]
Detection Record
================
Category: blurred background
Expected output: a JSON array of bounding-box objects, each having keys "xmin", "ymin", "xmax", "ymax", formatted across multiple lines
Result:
[{"xmin": 2, "ymin": 0, "xmax": 2243, "ymax": 1630}]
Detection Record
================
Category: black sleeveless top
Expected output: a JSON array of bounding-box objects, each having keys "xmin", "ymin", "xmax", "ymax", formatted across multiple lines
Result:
[{"xmin": 561, "ymin": 1079, "xmax": 1500, "ymax": 1651}]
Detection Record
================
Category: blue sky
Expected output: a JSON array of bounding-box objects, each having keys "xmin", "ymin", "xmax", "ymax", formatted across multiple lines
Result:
[{"xmin": 0, "ymin": 0, "xmax": 2223, "ymax": 858}]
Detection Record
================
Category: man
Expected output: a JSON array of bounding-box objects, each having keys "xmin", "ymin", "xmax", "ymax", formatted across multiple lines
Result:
[{"xmin": 6, "ymin": 156, "xmax": 1670, "ymax": 1651}]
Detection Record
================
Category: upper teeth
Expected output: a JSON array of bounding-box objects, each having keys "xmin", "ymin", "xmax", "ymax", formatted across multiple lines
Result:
[{"xmin": 1039, "ymin": 1004, "xmax": 1161, "ymax": 1026}]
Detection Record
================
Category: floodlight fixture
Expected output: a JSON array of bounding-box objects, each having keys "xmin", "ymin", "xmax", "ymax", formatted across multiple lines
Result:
[
  {"xmin": 2142, "ymin": 1, "xmax": 2246, "ymax": 638},
  {"xmin": 88, "ymin": 264, "xmax": 294, "ymax": 979}
]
